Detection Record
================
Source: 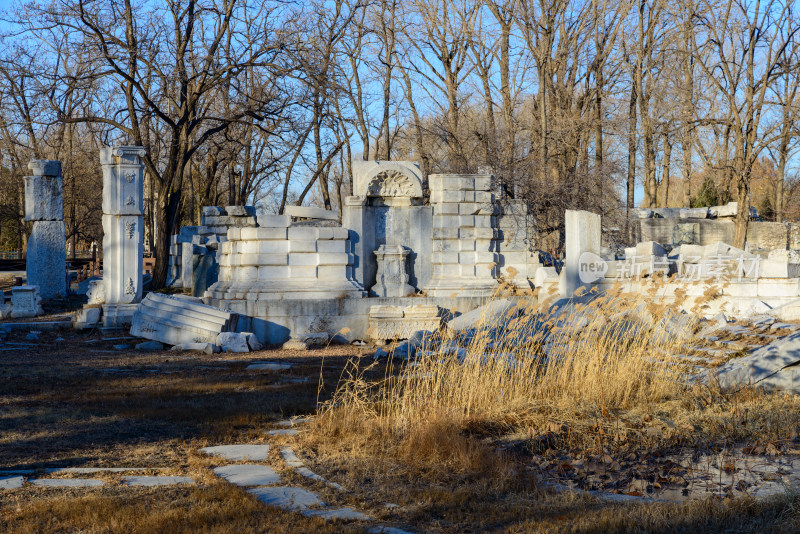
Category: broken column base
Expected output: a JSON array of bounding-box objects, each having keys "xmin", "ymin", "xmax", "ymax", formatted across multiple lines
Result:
[{"xmin": 102, "ymin": 303, "xmax": 138, "ymax": 328}]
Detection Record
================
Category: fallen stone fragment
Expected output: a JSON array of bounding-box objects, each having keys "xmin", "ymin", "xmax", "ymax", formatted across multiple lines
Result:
[
  {"xmin": 200, "ymin": 444, "xmax": 270, "ymax": 461},
  {"xmin": 447, "ymin": 299, "xmax": 520, "ymax": 332},
  {"xmin": 25, "ymin": 332, "xmax": 39, "ymax": 341},
  {"xmin": 282, "ymin": 338, "xmax": 308, "ymax": 351},
  {"xmin": 130, "ymin": 292, "xmax": 237, "ymax": 346},
  {"xmin": 135, "ymin": 340, "xmax": 164, "ymax": 351},
  {"xmin": 302, "ymin": 508, "xmax": 369, "ymax": 521},
  {"xmin": 703, "ymin": 330, "xmax": 800, "ymax": 392},
  {"xmin": 298, "ymin": 332, "xmax": 330, "ymax": 347},
  {"xmin": 245, "ymin": 332, "xmax": 263, "ymax": 351},
  {"xmin": 213, "ymin": 464, "xmax": 280, "ymax": 486},
  {"xmin": 74, "ymin": 307, "xmax": 101, "ymax": 329},
  {"xmin": 113, "ymin": 344, "xmax": 132, "ymax": 350},
  {"xmin": 247, "ymin": 486, "xmax": 323, "ymax": 511},
  {"xmin": 0, "ymin": 476, "xmax": 24, "ymax": 489},
  {"xmin": 216, "ymin": 332, "xmax": 251, "ymax": 353},
  {"xmin": 29, "ymin": 478, "xmax": 104, "ymax": 488},
  {"xmin": 122, "ymin": 475, "xmax": 193, "ymax": 486}
]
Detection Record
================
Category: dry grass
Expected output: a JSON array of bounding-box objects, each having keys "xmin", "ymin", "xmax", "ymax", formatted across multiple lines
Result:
[{"xmin": 302, "ymin": 288, "xmax": 800, "ymax": 531}]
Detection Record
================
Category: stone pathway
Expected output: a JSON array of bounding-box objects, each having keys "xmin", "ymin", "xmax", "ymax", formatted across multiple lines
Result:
[
  {"xmin": 200, "ymin": 419, "xmax": 414, "ymax": 531},
  {"xmin": 0, "ymin": 468, "xmax": 194, "ymax": 489}
]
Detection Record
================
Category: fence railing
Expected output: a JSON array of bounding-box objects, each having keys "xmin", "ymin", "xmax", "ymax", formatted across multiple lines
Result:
[{"xmin": 0, "ymin": 249, "xmax": 97, "ymax": 260}]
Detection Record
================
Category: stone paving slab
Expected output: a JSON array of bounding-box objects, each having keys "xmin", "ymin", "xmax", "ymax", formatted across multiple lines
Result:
[
  {"xmin": 0, "ymin": 476, "xmax": 25, "ymax": 489},
  {"xmin": 296, "ymin": 467, "xmax": 343, "ymax": 491},
  {"xmin": 29, "ymin": 478, "xmax": 104, "ymax": 488},
  {"xmin": 281, "ymin": 447, "xmax": 303, "ymax": 467},
  {"xmin": 44, "ymin": 467, "xmax": 152, "ymax": 474},
  {"xmin": 276, "ymin": 417, "xmax": 311, "ymax": 427},
  {"xmin": 122, "ymin": 475, "xmax": 193, "ymax": 486},
  {"xmin": 200, "ymin": 444, "xmax": 270, "ymax": 461},
  {"xmin": 213, "ymin": 464, "xmax": 280, "ymax": 486},
  {"xmin": 302, "ymin": 507, "xmax": 369, "ymax": 521},
  {"xmin": 248, "ymin": 486, "xmax": 323, "ymax": 511}
]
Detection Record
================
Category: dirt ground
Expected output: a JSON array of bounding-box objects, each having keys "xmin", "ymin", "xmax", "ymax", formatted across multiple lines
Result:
[{"xmin": 1, "ymin": 325, "xmax": 799, "ymax": 533}]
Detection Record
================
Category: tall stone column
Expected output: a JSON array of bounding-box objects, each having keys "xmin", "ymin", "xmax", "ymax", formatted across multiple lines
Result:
[
  {"xmin": 24, "ymin": 160, "xmax": 67, "ymax": 299},
  {"xmin": 101, "ymin": 146, "xmax": 146, "ymax": 327}
]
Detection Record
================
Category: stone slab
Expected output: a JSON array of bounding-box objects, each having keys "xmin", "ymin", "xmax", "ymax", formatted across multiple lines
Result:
[
  {"xmin": 216, "ymin": 332, "xmax": 250, "ymax": 353},
  {"xmin": 0, "ymin": 476, "xmax": 24, "ymax": 489},
  {"xmin": 200, "ymin": 444, "xmax": 271, "ymax": 461},
  {"xmin": 213, "ymin": 464, "xmax": 280, "ymax": 487},
  {"xmin": 285, "ymin": 206, "xmax": 339, "ymax": 221},
  {"xmin": 706, "ymin": 330, "xmax": 800, "ymax": 391},
  {"xmin": 122, "ymin": 475, "xmax": 193, "ymax": 486},
  {"xmin": 131, "ymin": 292, "xmax": 236, "ymax": 346},
  {"xmin": 280, "ymin": 447, "xmax": 303, "ymax": 467},
  {"xmin": 44, "ymin": 467, "xmax": 152, "ymax": 474},
  {"xmin": 296, "ymin": 467, "xmax": 343, "ymax": 490},
  {"xmin": 247, "ymin": 486, "xmax": 323, "ymax": 511},
  {"xmin": 29, "ymin": 478, "xmax": 104, "ymax": 488}
]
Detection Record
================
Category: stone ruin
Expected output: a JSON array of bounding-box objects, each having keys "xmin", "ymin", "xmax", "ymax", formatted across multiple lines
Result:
[
  {"xmin": 8, "ymin": 148, "xmax": 800, "ymax": 369},
  {"xmin": 151, "ymin": 161, "xmax": 542, "ymax": 347}
]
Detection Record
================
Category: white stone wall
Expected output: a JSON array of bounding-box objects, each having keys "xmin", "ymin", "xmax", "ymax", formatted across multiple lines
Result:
[
  {"xmin": 424, "ymin": 174, "xmax": 500, "ymax": 297},
  {"xmin": 206, "ymin": 216, "xmax": 364, "ymax": 300}
]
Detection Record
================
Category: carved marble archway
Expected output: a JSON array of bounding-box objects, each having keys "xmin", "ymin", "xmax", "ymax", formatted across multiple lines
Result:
[{"xmin": 352, "ymin": 161, "xmax": 423, "ymax": 199}]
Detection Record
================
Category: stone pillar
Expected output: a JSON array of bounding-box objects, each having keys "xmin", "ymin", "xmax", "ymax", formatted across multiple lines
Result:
[
  {"xmin": 371, "ymin": 244, "xmax": 415, "ymax": 297},
  {"xmin": 424, "ymin": 174, "xmax": 499, "ymax": 297},
  {"xmin": 100, "ymin": 146, "xmax": 146, "ymax": 327},
  {"xmin": 24, "ymin": 160, "xmax": 67, "ymax": 299},
  {"xmin": 563, "ymin": 209, "xmax": 601, "ymax": 297}
]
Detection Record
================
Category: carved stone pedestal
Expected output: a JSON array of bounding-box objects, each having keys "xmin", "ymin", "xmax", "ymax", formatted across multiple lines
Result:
[{"xmin": 371, "ymin": 244, "xmax": 415, "ymax": 297}]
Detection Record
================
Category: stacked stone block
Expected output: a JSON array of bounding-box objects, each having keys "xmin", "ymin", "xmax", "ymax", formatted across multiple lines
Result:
[
  {"xmin": 24, "ymin": 160, "xmax": 67, "ymax": 299},
  {"xmin": 496, "ymin": 200, "xmax": 540, "ymax": 289},
  {"xmin": 206, "ymin": 215, "xmax": 364, "ymax": 301},
  {"xmin": 424, "ymin": 174, "xmax": 499, "ymax": 297},
  {"xmin": 101, "ymin": 146, "xmax": 146, "ymax": 327}
]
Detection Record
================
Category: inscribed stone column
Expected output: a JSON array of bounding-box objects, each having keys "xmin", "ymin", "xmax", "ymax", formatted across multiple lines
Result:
[
  {"xmin": 563, "ymin": 209, "xmax": 601, "ymax": 297},
  {"xmin": 24, "ymin": 160, "xmax": 67, "ymax": 299},
  {"xmin": 101, "ymin": 146, "xmax": 146, "ymax": 327}
]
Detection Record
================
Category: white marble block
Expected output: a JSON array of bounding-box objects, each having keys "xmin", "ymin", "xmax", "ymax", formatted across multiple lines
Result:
[
  {"xmin": 26, "ymin": 220, "xmax": 67, "ymax": 299},
  {"xmin": 367, "ymin": 305, "xmax": 441, "ymax": 343},
  {"xmin": 564, "ymin": 210, "xmax": 602, "ymax": 296},
  {"xmin": 372, "ymin": 244, "xmax": 415, "ymax": 297},
  {"xmin": 131, "ymin": 293, "xmax": 237, "ymax": 346},
  {"xmin": 11, "ymin": 285, "xmax": 43, "ymax": 318}
]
